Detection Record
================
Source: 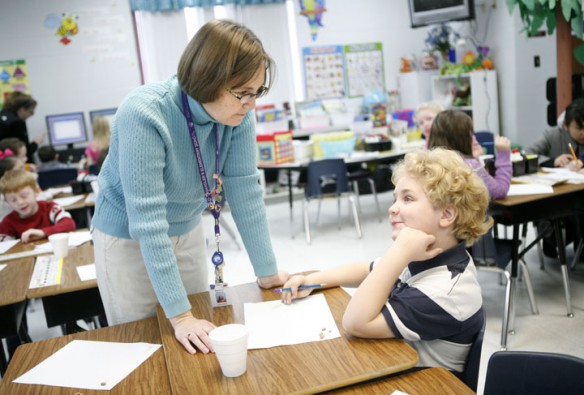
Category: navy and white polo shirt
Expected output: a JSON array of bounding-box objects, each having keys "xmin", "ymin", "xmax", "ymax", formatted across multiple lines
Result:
[{"xmin": 374, "ymin": 241, "xmax": 484, "ymax": 372}]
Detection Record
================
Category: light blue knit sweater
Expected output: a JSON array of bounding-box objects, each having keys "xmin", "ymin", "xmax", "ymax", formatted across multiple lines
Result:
[{"xmin": 92, "ymin": 75, "xmax": 277, "ymax": 318}]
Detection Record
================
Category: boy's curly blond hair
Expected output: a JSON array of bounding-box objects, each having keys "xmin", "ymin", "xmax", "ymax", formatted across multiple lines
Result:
[
  {"xmin": 0, "ymin": 169, "xmax": 38, "ymax": 195},
  {"xmin": 391, "ymin": 148, "xmax": 493, "ymax": 245}
]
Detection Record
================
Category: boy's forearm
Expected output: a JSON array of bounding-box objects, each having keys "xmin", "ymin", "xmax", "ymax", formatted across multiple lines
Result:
[
  {"xmin": 344, "ymin": 249, "xmax": 409, "ymax": 330},
  {"xmin": 304, "ymin": 262, "xmax": 370, "ymax": 289}
]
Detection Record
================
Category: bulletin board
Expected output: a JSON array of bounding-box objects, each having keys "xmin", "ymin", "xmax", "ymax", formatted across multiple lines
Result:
[
  {"xmin": 344, "ymin": 42, "xmax": 385, "ymax": 98},
  {"xmin": 0, "ymin": 59, "xmax": 31, "ymax": 109},
  {"xmin": 302, "ymin": 45, "xmax": 346, "ymax": 100},
  {"xmin": 302, "ymin": 42, "xmax": 385, "ymax": 100}
]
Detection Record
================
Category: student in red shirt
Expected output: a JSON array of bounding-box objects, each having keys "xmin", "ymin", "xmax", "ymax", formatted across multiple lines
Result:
[{"xmin": 0, "ymin": 168, "xmax": 75, "ymax": 242}]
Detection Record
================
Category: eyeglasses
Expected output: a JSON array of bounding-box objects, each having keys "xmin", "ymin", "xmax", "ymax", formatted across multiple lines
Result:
[{"xmin": 225, "ymin": 86, "xmax": 267, "ymax": 104}]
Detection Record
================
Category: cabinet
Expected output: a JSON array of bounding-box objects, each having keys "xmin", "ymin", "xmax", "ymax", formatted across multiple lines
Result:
[
  {"xmin": 398, "ymin": 71, "xmax": 437, "ymax": 110},
  {"xmin": 431, "ymin": 70, "xmax": 499, "ymax": 134}
]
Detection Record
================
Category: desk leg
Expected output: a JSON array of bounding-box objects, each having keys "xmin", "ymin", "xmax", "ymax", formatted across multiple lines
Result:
[
  {"xmin": 501, "ymin": 225, "xmax": 520, "ymax": 350},
  {"xmin": 287, "ymin": 169, "xmax": 294, "ymax": 238},
  {"xmin": 554, "ymin": 220, "xmax": 574, "ymax": 317}
]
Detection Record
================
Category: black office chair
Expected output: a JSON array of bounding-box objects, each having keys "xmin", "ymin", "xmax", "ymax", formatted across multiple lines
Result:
[
  {"xmin": 37, "ymin": 168, "xmax": 78, "ymax": 190},
  {"xmin": 303, "ymin": 159, "xmax": 362, "ymax": 244},
  {"xmin": 459, "ymin": 310, "xmax": 486, "ymax": 393},
  {"xmin": 474, "ymin": 131, "xmax": 495, "ymax": 155},
  {"xmin": 483, "ymin": 351, "xmax": 584, "ymax": 395}
]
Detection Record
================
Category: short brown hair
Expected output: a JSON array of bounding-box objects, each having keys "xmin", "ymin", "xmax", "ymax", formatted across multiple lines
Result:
[
  {"xmin": 427, "ymin": 110, "xmax": 474, "ymax": 157},
  {"xmin": 3, "ymin": 91, "xmax": 37, "ymax": 112},
  {"xmin": 392, "ymin": 148, "xmax": 492, "ymax": 245},
  {"xmin": 0, "ymin": 169, "xmax": 38, "ymax": 195},
  {"xmin": 177, "ymin": 19, "xmax": 275, "ymax": 103}
]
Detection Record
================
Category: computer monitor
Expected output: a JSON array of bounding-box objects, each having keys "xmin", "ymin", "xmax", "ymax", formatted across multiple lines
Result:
[
  {"xmin": 89, "ymin": 108, "xmax": 117, "ymax": 125},
  {"xmin": 46, "ymin": 112, "xmax": 88, "ymax": 149}
]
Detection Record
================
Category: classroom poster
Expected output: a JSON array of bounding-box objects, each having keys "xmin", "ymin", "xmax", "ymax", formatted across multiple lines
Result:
[
  {"xmin": 302, "ymin": 45, "xmax": 346, "ymax": 100},
  {"xmin": 0, "ymin": 59, "xmax": 31, "ymax": 109},
  {"xmin": 344, "ymin": 42, "xmax": 385, "ymax": 97}
]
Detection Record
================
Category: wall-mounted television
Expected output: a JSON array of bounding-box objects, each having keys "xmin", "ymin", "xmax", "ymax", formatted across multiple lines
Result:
[
  {"xmin": 46, "ymin": 112, "xmax": 88, "ymax": 149},
  {"xmin": 89, "ymin": 108, "xmax": 117, "ymax": 125},
  {"xmin": 408, "ymin": 0, "xmax": 475, "ymax": 28}
]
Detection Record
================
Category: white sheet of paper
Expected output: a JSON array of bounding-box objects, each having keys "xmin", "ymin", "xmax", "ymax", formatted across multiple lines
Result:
[
  {"xmin": 77, "ymin": 263, "xmax": 96, "ymax": 281},
  {"xmin": 0, "ymin": 239, "xmax": 19, "ymax": 254},
  {"xmin": 52, "ymin": 195, "xmax": 85, "ymax": 208},
  {"xmin": 244, "ymin": 293, "xmax": 340, "ymax": 349},
  {"xmin": 0, "ymin": 264, "xmax": 6, "ymax": 272},
  {"xmin": 507, "ymin": 184, "xmax": 554, "ymax": 196},
  {"xmin": 13, "ymin": 340, "xmax": 161, "ymax": 390},
  {"xmin": 68, "ymin": 230, "xmax": 92, "ymax": 247}
]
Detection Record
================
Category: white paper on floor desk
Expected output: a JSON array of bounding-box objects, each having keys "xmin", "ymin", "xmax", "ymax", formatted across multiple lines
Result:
[
  {"xmin": 13, "ymin": 340, "xmax": 161, "ymax": 390},
  {"xmin": 244, "ymin": 293, "xmax": 340, "ymax": 349}
]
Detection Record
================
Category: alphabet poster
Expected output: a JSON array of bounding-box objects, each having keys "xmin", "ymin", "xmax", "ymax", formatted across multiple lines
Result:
[{"xmin": 0, "ymin": 59, "xmax": 31, "ymax": 109}]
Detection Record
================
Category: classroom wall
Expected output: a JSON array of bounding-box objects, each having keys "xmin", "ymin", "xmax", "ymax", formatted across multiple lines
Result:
[
  {"xmin": 0, "ymin": 0, "xmax": 141, "ymax": 147},
  {"xmin": 0, "ymin": 0, "xmax": 558, "ymax": 150}
]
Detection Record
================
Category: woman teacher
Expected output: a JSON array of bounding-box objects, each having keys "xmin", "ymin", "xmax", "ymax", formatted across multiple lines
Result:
[{"xmin": 92, "ymin": 19, "xmax": 288, "ymax": 354}]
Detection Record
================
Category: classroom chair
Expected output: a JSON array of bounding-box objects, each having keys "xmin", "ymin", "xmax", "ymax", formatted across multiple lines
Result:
[
  {"xmin": 483, "ymin": 351, "xmax": 584, "ymax": 395},
  {"xmin": 474, "ymin": 130, "xmax": 495, "ymax": 155},
  {"xmin": 471, "ymin": 229, "xmax": 538, "ymax": 349},
  {"xmin": 37, "ymin": 168, "xmax": 78, "ymax": 190},
  {"xmin": 459, "ymin": 311, "xmax": 486, "ymax": 392},
  {"xmin": 303, "ymin": 159, "xmax": 362, "ymax": 244},
  {"xmin": 347, "ymin": 167, "xmax": 382, "ymax": 221}
]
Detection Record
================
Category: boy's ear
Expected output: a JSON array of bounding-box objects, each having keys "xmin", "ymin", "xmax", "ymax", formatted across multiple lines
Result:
[
  {"xmin": 35, "ymin": 184, "xmax": 42, "ymax": 195},
  {"xmin": 440, "ymin": 204, "xmax": 457, "ymax": 227}
]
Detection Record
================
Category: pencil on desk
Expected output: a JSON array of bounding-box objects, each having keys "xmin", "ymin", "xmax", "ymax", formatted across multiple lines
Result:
[
  {"xmin": 569, "ymin": 143, "xmax": 578, "ymax": 161},
  {"xmin": 274, "ymin": 284, "xmax": 326, "ymax": 293}
]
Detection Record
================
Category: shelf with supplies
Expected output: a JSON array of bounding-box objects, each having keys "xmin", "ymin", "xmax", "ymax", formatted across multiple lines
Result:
[{"xmin": 431, "ymin": 70, "xmax": 499, "ymax": 134}]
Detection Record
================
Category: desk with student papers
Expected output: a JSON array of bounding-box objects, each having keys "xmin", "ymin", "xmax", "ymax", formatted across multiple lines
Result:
[
  {"xmin": 0, "ymin": 317, "xmax": 171, "ymax": 394},
  {"xmin": 156, "ymin": 283, "xmax": 418, "ymax": 394},
  {"xmin": 490, "ymin": 182, "xmax": 584, "ymax": 349},
  {"xmin": 0, "ymin": 257, "xmax": 34, "ymax": 375},
  {"xmin": 25, "ymin": 242, "xmax": 104, "ymax": 330}
]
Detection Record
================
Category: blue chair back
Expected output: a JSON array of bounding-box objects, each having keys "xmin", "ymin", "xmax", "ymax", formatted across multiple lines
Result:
[
  {"xmin": 483, "ymin": 351, "xmax": 584, "ymax": 395},
  {"xmin": 474, "ymin": 131, "xmax": 495, "ymax": 155},
  {"xmin": 460, "ymin": 310, "xmax": 486, "ymax": 392},
  {"xmin": 305, "ymin": 159, "xmax": 349, "ymax": 198},
  {"xmin": 37, "ymin": 168, "xmax": 78, "ymax": 190}
]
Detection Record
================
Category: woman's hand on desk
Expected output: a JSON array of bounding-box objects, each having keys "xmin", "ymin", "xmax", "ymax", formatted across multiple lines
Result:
[
  {"xmin": 257, "ymin": 270, "xmax": 289, "ymax": 289},
  {"xmin": 170, "ymin": 310, "xmax": 216, "ymax": 355}
]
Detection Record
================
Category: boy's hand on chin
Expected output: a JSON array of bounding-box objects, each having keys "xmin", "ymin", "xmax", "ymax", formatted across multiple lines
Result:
[{"xmin": 393, "ymin": 227, "xmax": 443, "ymax": 262}]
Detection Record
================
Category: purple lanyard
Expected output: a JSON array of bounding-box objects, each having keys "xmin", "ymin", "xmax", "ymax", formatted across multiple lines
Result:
[{"xmin": 181, "ymin": 91, "xmax": 225, "ymax": 272}]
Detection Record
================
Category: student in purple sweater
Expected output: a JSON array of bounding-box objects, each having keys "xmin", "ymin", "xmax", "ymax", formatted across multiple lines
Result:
[{"xmin": 427, "ymin": 110, "xmax": 512, "ymax": 199}]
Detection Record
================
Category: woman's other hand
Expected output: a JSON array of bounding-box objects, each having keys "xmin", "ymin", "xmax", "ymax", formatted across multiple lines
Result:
[
  {"xmin": 257, "ymin": 270, "xmax": 289, "ymax": 288},
  {"xmin": 169, "ymin": 311, "xmax": 216, "ymax": 354}
]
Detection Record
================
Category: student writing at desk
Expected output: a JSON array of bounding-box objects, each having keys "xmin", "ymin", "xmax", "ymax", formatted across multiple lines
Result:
[
  {"xmin": 92, "ymin": 19, "xmax": 288, "ymax": 355},
  {"xmin": 281, "ymin": 148, "xmax": 491, "ymax": 373},
  {"xmin": 0, "ymin": 169, "xmax": 76, "ymax": 242},
  {"xmin": 526, "ymin": 98, "xmax": 584, "ymax": 258}
]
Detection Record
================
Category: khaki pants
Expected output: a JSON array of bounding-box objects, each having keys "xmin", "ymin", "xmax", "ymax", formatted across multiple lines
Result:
[{"xmin": 93, "ymin": 223, "xmax": 208, "ymax": 325}]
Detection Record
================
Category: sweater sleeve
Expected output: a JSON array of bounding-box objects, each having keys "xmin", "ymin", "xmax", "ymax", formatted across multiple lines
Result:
[
  {"xmin": 221, "ymin": 112, "xmax": 278, "ymax": 278},
  {"xmin": 41, "ymin": 202, "xmax": 77, "ymax": 237},
  {"xmin": 465, "ymin": 154, "xmax": 511, "ymax": 199},
  {"xmin": 115, "ymin": 95, "xmax": 191, "ymax": 319}
]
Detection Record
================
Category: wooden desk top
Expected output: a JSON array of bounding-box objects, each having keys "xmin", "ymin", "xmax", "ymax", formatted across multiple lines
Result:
[
  {"xmin": 326, "ymin": 367, "xmax": 474, "ymax": 394},
  {"xmin": 0, "ymin": 257, "xmax": 34, "ymax": 307},
  {"xmin": 493, "ymin": 182, "xmax": 584, "ymax": 206},
  {"xmin": 157, "ymin": 283, "xmax": 418, "ymax": 395},
  {"xmin": 26, "ymin": 242, "xmax": 95, "ymax": 299},
  {"xmin": 0, "ymin": 317, "xmax": 171, "ymax": 395}
]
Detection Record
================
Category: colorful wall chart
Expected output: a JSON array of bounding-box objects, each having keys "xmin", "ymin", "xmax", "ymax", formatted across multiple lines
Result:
[
  {"xmin": 344, "ymin": 42, "xmax": 385, "ymax": 97},
  {"xmin": 303, "ymin": 45, "xmax": 346, "ymax": 100},
  {"xmin": 0, "ymin": 59, "xmax": 31, "ymax": 109}
]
